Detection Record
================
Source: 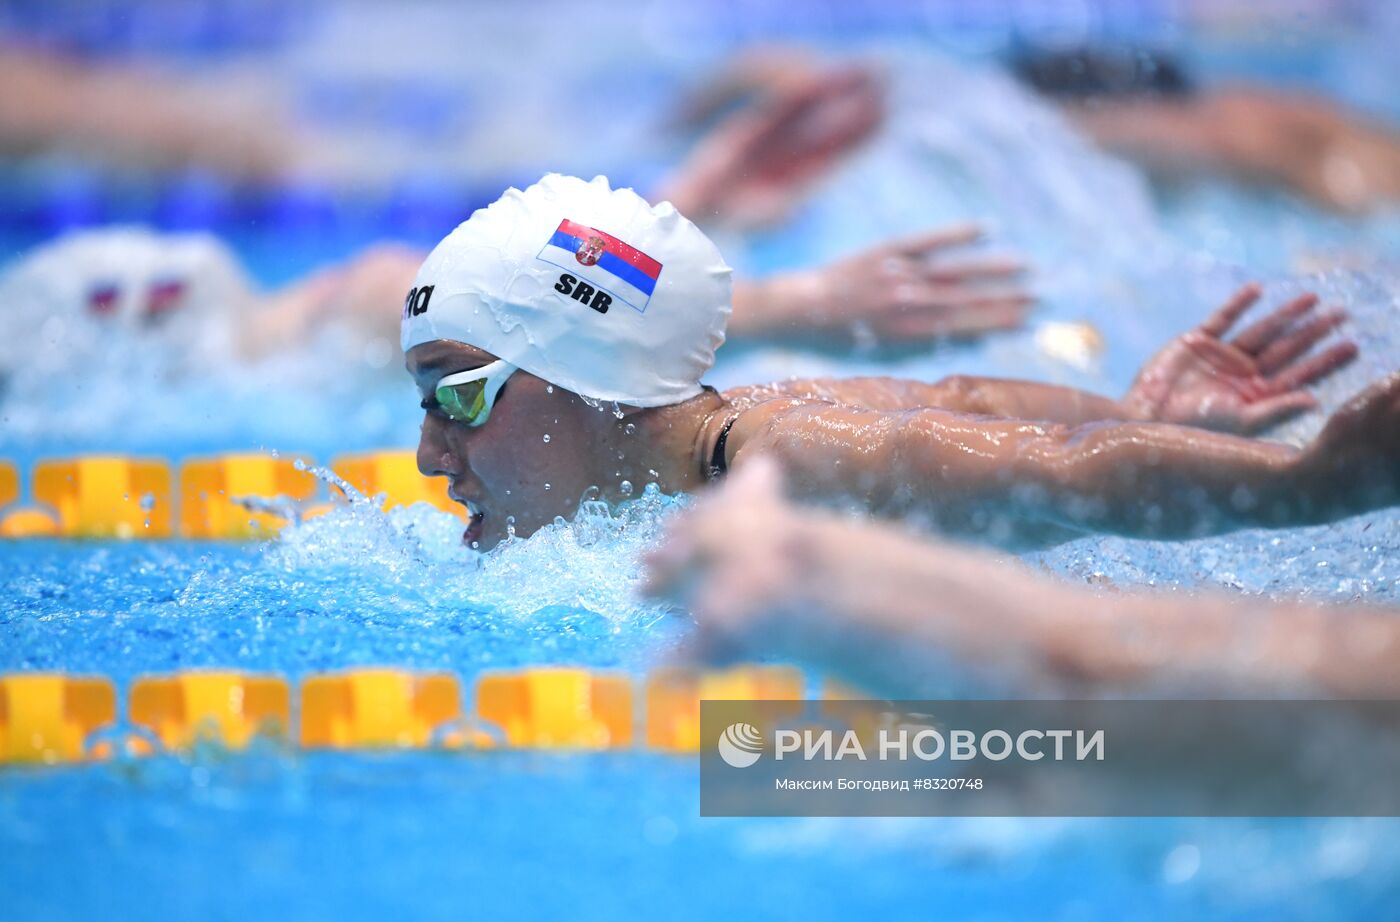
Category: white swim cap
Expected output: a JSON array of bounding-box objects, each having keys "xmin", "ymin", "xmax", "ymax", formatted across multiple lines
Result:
[
  {"xmin": 0, "ymin": 226, "xmax": 251, "ymax": 379},
  {"xmin": 401, "ymin": 174, "xmax": 732, "ymax": 407}
]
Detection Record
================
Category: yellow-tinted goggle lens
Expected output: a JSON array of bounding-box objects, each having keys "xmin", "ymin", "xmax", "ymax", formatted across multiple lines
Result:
[{"xmin": 436, "ymin": 379, "xmax": 490, "ymax": 425}]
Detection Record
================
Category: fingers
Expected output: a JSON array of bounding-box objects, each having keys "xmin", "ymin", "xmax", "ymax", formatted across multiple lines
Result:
[
  {"xmin": 871, "ymin": 253, "xmax": 1031, "ymax": 338},
  {"xmin": 1199, "ymin": 283, "xmax": 1262, "ymax": 337},
  {"xmin": 1256, "ymin": 308, "xmax": 1348, "ymax": 374},
  {"xmin": 1267, "ymin": 340, "xmax": 1359, "ymax": 392},
  {"xmin": 1240, "ymin": 392, "xmax": 1318, "ymax": 431},
  {"xmin": 1231, "ymin": 292, "xmax": 1319, "ymax": 353},
  {"xmin": 907, "ymin": 289, "xmax": 1036, "ymax": 315},
  {"xmin": 922, "ymin": 256, "xmax": 1026, "ymax": 284},
  {"xmin": 879, "ymin": 298, "xmax": 1031, "ymax": 338},
  {"xmin": 888, "ymin": 224, "xmax": 982, "ymax": 257}
]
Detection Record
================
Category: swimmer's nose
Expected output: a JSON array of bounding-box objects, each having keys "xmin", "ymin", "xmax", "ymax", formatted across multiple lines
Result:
[{"xmin": 417, "ymin": 414, "xmax": 455, "ymax": 478}]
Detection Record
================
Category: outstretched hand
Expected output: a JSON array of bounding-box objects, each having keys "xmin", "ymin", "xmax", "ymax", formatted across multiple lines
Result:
[
  {"xmin": 738, "ymin": 225, "xmax": 1032, "ymax": 341},
  {"xmin": 658, "ymin": 66, "xmax": 884, "ymax": 229},
  {"xmin": 1123, "ymin": 283, "xmax": 1357, "ymax": 433}
]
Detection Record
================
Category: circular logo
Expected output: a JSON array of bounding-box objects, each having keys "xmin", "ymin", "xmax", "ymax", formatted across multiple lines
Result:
[
  {"xmin": 717, "ymin": 722, "xmax": 764, "ymax": 768},
  {"xmin": 575, "ymin": 234, "xmax": 606, "ymax": 266}
]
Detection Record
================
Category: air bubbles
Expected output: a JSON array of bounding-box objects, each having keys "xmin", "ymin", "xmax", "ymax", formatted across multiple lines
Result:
[
  {"xmin": 619, "ymin": 480, "xmax": 633, "ymax": 496},
  {"xmin": 546, "ymin": 385, "xmax": 554, "ymax": 394},
  {"xmin": 542, "ymin": 434, "xmax": 551, "ymax": 443},
  {"xmin": 543, "ymin": 483, "xmax": 551, "ymax": 491},
  {"xmin": 624, "ymin": 423, "xmax": 637, "ymax": 436}
]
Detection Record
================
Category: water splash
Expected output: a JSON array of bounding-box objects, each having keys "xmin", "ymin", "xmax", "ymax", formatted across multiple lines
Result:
[{"xmin": 268, "ymin": 478, "xmax": 686, "ymax": 622}]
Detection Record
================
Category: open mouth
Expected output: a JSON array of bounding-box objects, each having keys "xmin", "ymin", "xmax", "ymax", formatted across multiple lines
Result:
[
  {"xmin": 449, "ymin": 483, "xmax": 487, "ymax": 548},
  {"xmin": 462, "ymin": 505, "xmax": 486, "ymax": 547}
]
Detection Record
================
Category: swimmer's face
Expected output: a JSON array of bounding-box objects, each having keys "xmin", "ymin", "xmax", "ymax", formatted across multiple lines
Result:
[{"xmin": 407, "ymin": 340, "xmax": 606, "ymax": 551}]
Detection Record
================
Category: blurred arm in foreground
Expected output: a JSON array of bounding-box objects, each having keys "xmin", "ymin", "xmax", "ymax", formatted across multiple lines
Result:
[{"xmin": 644, "ymin": 457, "xmax": 1400, "ymax": 699}]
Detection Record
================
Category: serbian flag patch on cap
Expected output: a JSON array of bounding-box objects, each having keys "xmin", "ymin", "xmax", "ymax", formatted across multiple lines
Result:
[{"xmin": 539, "ymin": 219, "xmax": 663, "ymax": 313}]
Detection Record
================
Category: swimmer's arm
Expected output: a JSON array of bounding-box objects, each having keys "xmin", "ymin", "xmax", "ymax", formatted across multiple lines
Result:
[
  {"xmin": 732, "ymin": 403, "xmax": 1328, "ymax": 544},
  {"xmin": 726, "ymin": 230, "xmax": 1030, "ymax": 342},
  {"xmin": 727, "ymin": 281, "xmax": 776, "ymax": 337},
  {"xmin": 0, "ymin": 47, "xmax": 304, "ymax": 178},
  {"xmin": 896, "ymin": 376, "xmax": 1135, "ymax": 424},
  {"xmin": 730, "ymin": 376, "xmax": 1131, "ymax": 423},
  {"xmin": 239, "ymin": 245, "xmax": 422, "ymax": 358},
  {"xmin": 654, "ymin": 459, "xmax": 1400, "ymax": 698},
  {"xmin": 757, "ymin": 512, "xmax": 1400, "ymax": 697}
]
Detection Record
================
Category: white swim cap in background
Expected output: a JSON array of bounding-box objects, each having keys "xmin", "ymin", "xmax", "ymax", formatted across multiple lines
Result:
[
  {"xmin": 401, "ymin": 173, "xmax": 732, "ymax": 407},
  {"xmin": 0, "ymin": 227, "xmax": 252, "ymax": 377}
]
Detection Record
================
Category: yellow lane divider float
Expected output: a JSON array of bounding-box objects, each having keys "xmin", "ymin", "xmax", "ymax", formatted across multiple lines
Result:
[
  {"xmin": 0, "ymin": 460, "xmax": 61, "ymax": 537},
  {"xmin": 646, "ymin": 665, "xmax": 803, "ymax": 752},
  {"xmin": 33, "ymin": 457, "xmax": 173, "ymax": 538},
  {"xmin": 0, "ymin": 666, "xmax": 822, "ymax": 764},
  {"xmin": 332, "ymin": 451, "xmax": 465, "ymax": 518},
  {"xmin": 0, "ymin": 461, "xmax": 15, "ymax": 508},
  {"xmin": 477, "ymin": 667, "xmax": 632, "ymax": 749},
  {"xmin": 301, "ymin": 669, "xmax": 463, "ymax": 750},
  {"xmin": 130, "ymin": 672, "xmax": 291, "ymax": 751},
  {"xmin": 0, "ymin": 674, "xmax": 116, "ymax": 765},
  {"xmin": 0, "ymin": 450, "xmax": 459, "ymax": 539},
  {"xmin": 180, "ymin": 454, "xmax": 317, "ymax": 538}
]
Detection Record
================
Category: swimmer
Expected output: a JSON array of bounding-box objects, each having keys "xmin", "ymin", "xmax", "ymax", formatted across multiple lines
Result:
[
  {"xmin": 1013, "ymin": 48, "xmax": 1400, "ymax": 215},
  {"xmin": 679, "ymin": 48, "xmax": 1400, "ymax": 218},
  {"xmin": 0, "ymin": 45, "xmax": 311, "ymax": 181},
  {"xmin": 277, "ymin": 222, "xmax": 1030, "ymax": 348},
  {"xmin": 0, "ymin": 214, "xmax": 1028, "ymax": 396},
  {"xmin": 658, "ymin": 61, "xmax": 885, "ymax": 229},
  {"xmin": 0, "ymin": 229, "xmax": 406, "ymax": 387},
  {"xmin": 405, "ymin": 174, "xmax": 1400, "ymax": 551},
  {"xmin": 644, "ymin": 457, "xmax": 1400, "ymax": 699}
]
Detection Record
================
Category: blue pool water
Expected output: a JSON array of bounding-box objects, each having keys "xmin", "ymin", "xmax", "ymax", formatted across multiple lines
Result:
[{"xmin": 5, "ymin": 13, "xmax": 1400, "ymax": 919}]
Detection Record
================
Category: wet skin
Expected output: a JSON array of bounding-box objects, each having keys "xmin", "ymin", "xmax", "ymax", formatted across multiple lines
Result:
[
  {"xmin": 408, "ymin": 305, "xmax": 1400, "ymax": 551},
  {"xmin": 407, "ymin": 340, "xmax": 722, "ymax": 550}
]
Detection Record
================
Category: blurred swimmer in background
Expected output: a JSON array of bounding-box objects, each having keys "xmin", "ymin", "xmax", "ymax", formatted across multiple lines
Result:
[
  {"xmin": 0, "ymin": 214, "xmax": 1027, "ymax": 399},
  {"xmin": 0, "ymin": 44, "xmax": 314, "ymax": 182},
  {"xmin": 673, "ymin": 46, "xmax": 1400, "ymax": 223},
  {"xmin": 404, "ymin": 175, "xmax": 1399, "ymax": 552},
  {"xmin": 645, "ymin": 457, "xmax": 1400, "ymax": 699},
  {"xmin": 1014, "ymin": 47, "xmax": 1400, "ymax": 215},
  {"xmin": 0, "ymin": 43, "xmax": 1031, "ymax": 399}
]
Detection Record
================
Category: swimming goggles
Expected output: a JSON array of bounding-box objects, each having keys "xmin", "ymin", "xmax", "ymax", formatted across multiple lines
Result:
[{"xmin": 431, "ymin": 359, "xmax": 517, "ymax": 427}]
